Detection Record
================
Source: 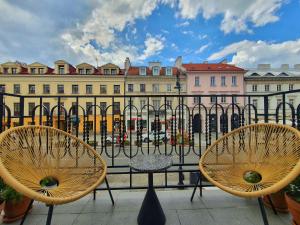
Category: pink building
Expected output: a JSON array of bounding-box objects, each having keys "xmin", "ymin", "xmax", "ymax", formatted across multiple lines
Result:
[{"xmin": 182, "ymin": 62, "xmax": 246, "ymax": 133}]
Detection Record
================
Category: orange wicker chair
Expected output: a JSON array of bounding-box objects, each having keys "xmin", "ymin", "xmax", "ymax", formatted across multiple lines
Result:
[
  {"xmin": 193, "ymin": 123, "xmax": 300, "ymax": 225},
  {"xmin": 0, "ymin": 125, "xmax": 114, "ymax": 225}
]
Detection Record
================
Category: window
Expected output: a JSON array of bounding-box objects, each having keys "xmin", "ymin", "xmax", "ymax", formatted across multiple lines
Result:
[
  {"xmin": 86, "ymin": 69, "xmax": 91, "ymax": 74},
  {"xmin": 221, "ymin": 76, "xmax": 226, "ymax": 86},
  {"xmin": 79, "ymin": 69, "xmax": 84, "ymax": 74},
  {"xmin": 232, "ymin": 96, "xmax": 237, "ymax": 103},
  {"xmin": 38, "ymin": 68, "xmax": 44, "ymax": 74},
  {"xmin": 277, "ymin": 84, "xmax": 281, "ymax": 91},
  {"xmin": 72, "ymin": 85, "xmax": 78, "ymax": 94},
  {"xmin": 0, "ymin": 85, "xmax": 5, "ymax": 93},
  {"xmin": 43, "ymin": 84, "xmax": 50, "ymax": 94},
  {"xmin": 29, "ymin": 84, "xmax": 35, "ymax": 94},
  {"xmin": 86, "ymin": 102, "xmax": 93, "ymax": 115},
  {"xmin": 166, "ymin": 100, "xmax": 172, "ymax": 106},
  {"xmin": 193, "ymin": 97, "xmax": 200, "ymax": 104},
  {"xmin": 221, "ymin": 96, "xmax": 226, "ymax": 103},
  {"xmin": 166, "ymin": 84, "xmax": 172, "ymax": 92},
  {"xmin": 58, "ymin": 65, "xmax": 64, "ymax": 74},
  {"xmin": 166, "ymin": 67, "xmax": 172, "ymax": 76},
  {"xmin": 71, "ymin": 102, "xmax": 77, "ymax": 115},
  {"xmin": 11, "ymin": 68, "xmax": 17, "ymax": 74},
  {"xmin": 289, "ymin": 84, "xmax": 294, "ymax": 91},
  {"xmin": 128, "ymin": 84, "xmax": 134, "ymax": 92},
  {"xmin": 152, "ymin": 84, "xmax": 159, "ymax": 93},
  {"xmin": 252, "ymin": 84, "xmax": 257, "ymax": 92},
  {"xmin": 100, "ymin": 85, "xmax": 107, "ymax": 94},
  {"xmin": 86, "ymin": 85, "xmax": 93, "ymax": 94},
  {"xmin": 111, "ymin": 69, "xmax": 117, "ymax": 75},
  {"xmin": 265, "ymin": 84, "xmax": 270, "ymax": 92},
  {"xmin": 210, "ymin": 96, "xmax": 217, "ymax": 103},
  {"xmin": 14, "ymin": 103, "xmax": 20, "ymax": 116},
  {"xmin": 104, "ymin": 69, "xmax": 110, "ymax": 75},
  {"xmin": 152, "ymin": 67, "xmax": 160, "ymax": 76},
  {"xmin": 57, "ymin": 85, "xmax": 64, "ymax": 94},
  {"xmin": 140, "ymin": 84, "xmax": 146, "ymax": 92},
  {"xmin": 43, "ymin": 102, "xmax": 50, "ymax": 115},
  {"xmin": 253, "ymin": 99, "xmax": 257, "ymax": 108},
  {"xmin": 100, "ymin": 102, "xmax": 107, "ymax": 111},
  {"xmin": 14, "ymin": 84, "xmax": 20, "ymax": 94},
  {"xmin": 277, "ymin": 99, "xmax": 282, "ymax": 106},
  {"xmin": 113, "ymin": 102, "xmax": 120, "ymax": 114},
  {"xmin": 28, "ymin": 103, "xmax": 35, "ymax": 116},
  {"xmin": 140, "ymin": 67, "xmax": 146, "ymax": 76},
  {"xmin": 140, "ymin": 100, "xmax": 146, "ymax": 109},
  {"xmin": 210, "ymin": 76, "xmax": 216, "ymax": 86},
  {"xmin": 114, "ymin": 85, "xmax": 120, "ymax": 94},
  {"xmin": 3, "ymin": 68, "xmax": 8, "ymax": 74},
  {"xmin": 195, "ymin": 76, "xmax": 200, "ymax": 86},
  {"xmin": 153, "ymin": 100, "xmax": 161, "ymax": 110},
  {"xmin": 232, "ymin": 76, "xmax": 237, "ymax": 86},
  {"xmin": 30, "ymin": 68, "xmax": 36, "ymax": 74},
  {"xmin": 289, "ymin": 99, "xmax": 294, "ymax": 106}
]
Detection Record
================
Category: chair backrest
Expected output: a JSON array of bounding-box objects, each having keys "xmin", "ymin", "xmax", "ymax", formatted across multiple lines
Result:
[
  {"xmin": 0, "ymin": 125, "xmax": 107, "ymax": 204},
  {"xmin": 200, "ymin": 123, "xmax": 300, "ymax": 197}
]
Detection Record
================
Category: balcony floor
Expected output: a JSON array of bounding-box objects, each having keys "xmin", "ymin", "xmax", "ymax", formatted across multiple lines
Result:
[{"xmin": 4, "ymin": 188, "xmax": 290, "ymax": 225}]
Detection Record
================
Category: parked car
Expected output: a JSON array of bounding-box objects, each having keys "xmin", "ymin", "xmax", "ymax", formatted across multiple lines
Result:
[
  {"xmin": 141, "ymin": 131, "xmax": 170, "ymax": 142},
  {"xmin": 106, "ymin": 133, "xmax": 128, "ymax": 145}
]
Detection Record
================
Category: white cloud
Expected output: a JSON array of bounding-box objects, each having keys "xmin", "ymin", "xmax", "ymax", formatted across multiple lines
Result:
[
  {"xmin": 171, "ymin": 43, "xmax": 179, "ymax": 51},
  {"xmin": 177, "ymin": 0, "xmax": 285, "ymax": 33},
  {"xmin": 195, "ymin": 43, "xmax": 209, "ymax": 54},
  {"xmin": 198, "ymin": 34, "xmax": 208, "ymax": 40},
  {"xmin": 169, "ymin": 57, "xmax": 175, "ymax": 62},
  {"xmin": 139, "ymin": 35, "xmax": 165, "ymax": 60},
  {"xmin": 208, "ymin": 39, "xmax": 300, "ymax": 67},
  {"xmin": 176, "ymin": 21, "xmax": 190, "ymax": 27},
  {"xmin": 181, "ymin": 30, "xmax": 194, "ymax": 35}
]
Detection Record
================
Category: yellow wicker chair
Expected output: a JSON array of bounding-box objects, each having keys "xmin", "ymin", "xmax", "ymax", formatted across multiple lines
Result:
[
  {"xmin": 194, "ymin": 123, "xmax": 300, "ymax": 225},
  {"xmin": 0, "ymin": 125, "xmax": 114, "ymax": 225}
]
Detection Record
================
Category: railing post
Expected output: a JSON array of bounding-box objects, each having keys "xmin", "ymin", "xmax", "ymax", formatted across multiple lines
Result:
[
  {"xmin": 264, "ymin": 96, "xmax": 269, "ymax": 123},
  {"xmin": 282, "ymin": 94, "xmax": 286, "ymax": 124},
  {"xmin": 19, "ymin": 96, "xmax": 24, "ymax": 126},
  {"xmin": 0, "ymin": 94, "xmax": 3, "ymax": 133}
]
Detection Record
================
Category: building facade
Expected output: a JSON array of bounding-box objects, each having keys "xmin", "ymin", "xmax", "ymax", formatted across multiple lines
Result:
[
  {"xmin": 0, "ymin": 61, "xmax": 125, "ymax": 133},
  {"xmin": 180, "ymin": 62, "xmax": 246, "ymax": 133},
  {"xmin": 245, "ymin": 64, "xmax": 300, "ymax": 123}
]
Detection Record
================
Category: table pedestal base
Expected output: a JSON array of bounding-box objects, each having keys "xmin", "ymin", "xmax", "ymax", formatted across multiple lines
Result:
[{"xmin": 137, "ymin": 187, "xmax": 165, "ymax": 225}]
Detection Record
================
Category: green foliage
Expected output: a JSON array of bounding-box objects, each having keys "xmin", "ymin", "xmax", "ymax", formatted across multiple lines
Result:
[
  {"xmin": 40, "ymin": 177, "xmax": 58, "ymax": 188},
  {"xmin": 123, "ymin": 140, "xmax": 130, "ymax": 146},
  {"xmin": 1, "ymin": 186, "xmax": 23, "ymax": 203},
  {"xmin": 243, "ymin": 171, "xmax": 262, "ymax": 184},
  {"xmin": 285, "ymin": 176, "xmax": 300, "ymax": 203}
]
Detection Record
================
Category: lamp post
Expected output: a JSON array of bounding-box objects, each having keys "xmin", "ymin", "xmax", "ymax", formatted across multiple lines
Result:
[{"xmin": 174, "ymin": 71, "xmax": 184, "ymax": 187}]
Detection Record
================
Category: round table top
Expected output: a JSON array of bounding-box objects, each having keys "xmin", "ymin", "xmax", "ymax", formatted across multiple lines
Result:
[{"xmin": 129, "ymin": 154, "xmax": 173, "ymax": 172}]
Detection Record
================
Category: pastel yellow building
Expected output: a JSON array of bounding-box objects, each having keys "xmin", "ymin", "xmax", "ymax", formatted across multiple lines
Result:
[{"xmin": 0, "ymin": 61, "xmax": 125, "ymax": 133}]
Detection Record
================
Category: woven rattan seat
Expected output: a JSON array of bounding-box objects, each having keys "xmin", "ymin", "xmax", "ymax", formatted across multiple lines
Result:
[
  {"xmin": 0, "ymin": 125, "xmax": 112, "ymax": 225},
  {"xmin": 199, "ymin": 123, "xmax": 300, "ymax": 225}
]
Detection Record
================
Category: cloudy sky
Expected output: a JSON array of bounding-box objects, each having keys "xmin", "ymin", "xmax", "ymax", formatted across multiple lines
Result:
[{"xmin": 1, "ymin": 0, "xmax": 300, "ymax": 68}]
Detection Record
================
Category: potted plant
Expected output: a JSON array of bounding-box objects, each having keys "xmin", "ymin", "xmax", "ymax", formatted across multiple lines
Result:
[
  {"xmin": 263, "ymin": 190, "xmax": 288, "ymax": 213},
  {"xmin": 285, "ymin": 176, "xmax": 300, "ymax": 224},
  {"xmin": 1, "ymin": 185, "xmax": 32, "ymax": 223},
  {"xmin": 135, "ymin": 140, "xmax": 142, "ymax": 147},
  {"xmin": 0, "ymin": 177, "xmax": 5, "ymax": 210}
]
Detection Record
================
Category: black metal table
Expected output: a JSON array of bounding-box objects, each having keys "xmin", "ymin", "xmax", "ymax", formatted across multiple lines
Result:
[{"xmin": 129, "ymin": 154, "xmax": 173, "ymax": 225}]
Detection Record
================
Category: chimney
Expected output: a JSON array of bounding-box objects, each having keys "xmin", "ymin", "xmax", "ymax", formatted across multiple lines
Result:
[
  {"xmin": 175, "ymin": 56, "xmax": 182, "ymax": 68},
  {"xmin": 124, "ymin": 57, "xmax": 131, "ymax": 73},
  {"xmin": 294, "ymin": 64, "xmax": 300, "ymax": 70}
]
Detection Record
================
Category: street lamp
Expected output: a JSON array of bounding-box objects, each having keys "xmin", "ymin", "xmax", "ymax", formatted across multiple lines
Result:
[{"xmin": 174, "ymin": 71, "xmax": 184, "ymax": 187}]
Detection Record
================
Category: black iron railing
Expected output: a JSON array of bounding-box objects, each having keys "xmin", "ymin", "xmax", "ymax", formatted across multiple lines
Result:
[{"xmin": 0, "ymin": 90, "xmax": 299, "ymax": 191}]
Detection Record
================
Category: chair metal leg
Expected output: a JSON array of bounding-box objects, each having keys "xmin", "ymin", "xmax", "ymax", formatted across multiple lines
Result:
[
  {"xmin": 93, "ymin": 189, "xmax": 96, "ymax": 200},
  {"xmin": 190, "ymin": 175, "xmax": 201, "ymax": 202},
  {"xmin": 105, "ymin": 177, "xmax": 114, "ymax": 205},
  {"xmin": 258, "ymin": 197, "xmax": 269, "ymax": 225},
  {"xmin": 20, "ymin": 199, "xmax": 34, "ymax": 225},
  {"xmin": 46, "ymin": 205, "xmax": 54, "ymax": 225},
  {"xmin": 266, "ymin": 195, "xmax": 278, "ymax": 215}
]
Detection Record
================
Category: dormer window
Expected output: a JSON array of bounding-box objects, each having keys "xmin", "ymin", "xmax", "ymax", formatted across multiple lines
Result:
[
  {"xmin": 139, "ymin": 67, "xmax": 146, "ymax": 76},
  {"xmin": 104, "ymin": 69, "xmax": 110, "ymax": 75},
  {"xmin": 86, "ymin": 69, "xmax": 91, "ymax": 74},
  {"xmin": 58, "ymin": 65, "xmax": 64, "ymax": 74},
  {"xmin": 30, "ymin": 68, "xmax": 36, "ymax": 74},
  {"xmin": 79, "ymin": 69, "xmax": 84, "ymax": 74},
  {"xmin": 12, "ymin": 68, "xmax": 17, "ymax": 74},
  {"xmin": 3, "ymin": 68, "xmax": 8, "ymax": 74},
  {"xmin": 166, "ymin": 67, "xmax": 172, "ymax": 76},
  {"xmin": 153, "ymin": 66, "xmax": 160, "ymax": 76},
  {"xmin": 38, "ymin": 68, "xmax": 44, "ymax": 74},
  {"xmin": 111, "ymin": 69, "xmax": 117, "ymax": 75}
]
